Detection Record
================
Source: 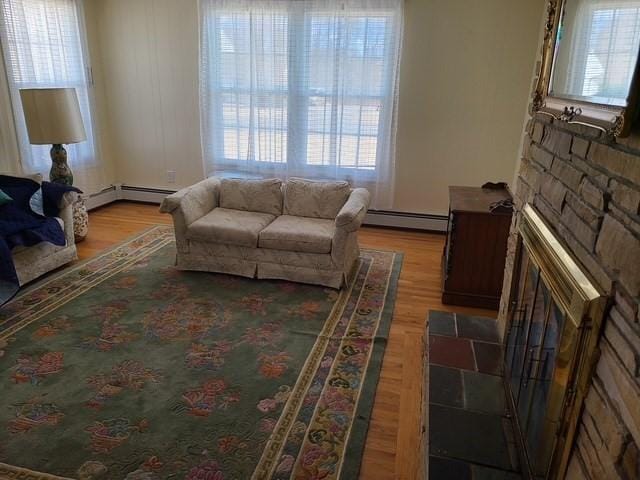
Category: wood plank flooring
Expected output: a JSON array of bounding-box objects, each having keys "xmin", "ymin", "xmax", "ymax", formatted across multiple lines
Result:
[{"xmin": 79, "ymin": 201, "xmax": 496, "ymax": 480}]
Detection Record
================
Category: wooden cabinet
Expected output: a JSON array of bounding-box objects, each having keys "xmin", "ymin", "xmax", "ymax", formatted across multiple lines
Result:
[{"xmin": 441, "ymin": 186, "xmax": 513, "ymax": 310}]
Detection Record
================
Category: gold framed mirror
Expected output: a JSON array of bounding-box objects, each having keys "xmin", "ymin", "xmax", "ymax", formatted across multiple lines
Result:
[{"xmin": 534, "ymin": 0, "xmax": 640, "ymax": 137}]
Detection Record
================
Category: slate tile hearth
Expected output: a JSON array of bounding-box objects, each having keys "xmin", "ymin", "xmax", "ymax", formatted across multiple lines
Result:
[
  {"xmin": 462, "ymin": 370, "xmax": 506, "ymax": 416},
  {"xmin": 428, "ymin": 311, "xmax": 522, "ymax": 480},
  {"xmin": 430, "ymin": 365, "xmax": 463, "ymax": 408},
  {"xmin": 429, "ymin": 334, "xmax": 476, "ymax": 370},
  {"xmin": 430, "ymin": 403, "xmax": 514, "ymax": 470},
  {"xmin": 428, "ymin": 310, "xmax": 458, "ymax": 336},
  {"xmin": 456, "ymin": 315, "xmax": 502, "ymax": 343},
  {"xmin": 473, "ymin": 341, "xmax": 503, "ymax": 376}
]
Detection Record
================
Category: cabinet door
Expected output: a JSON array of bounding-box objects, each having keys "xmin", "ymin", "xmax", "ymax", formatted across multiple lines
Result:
[{"xmin": 446, "ymin": 212, "xmax": 510, "ymax": 297}]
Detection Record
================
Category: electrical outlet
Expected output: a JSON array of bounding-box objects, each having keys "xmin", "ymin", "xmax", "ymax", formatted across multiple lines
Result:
[{"xmin": 166, "ymin": 170, "xmax": 176, "ymax": 184}]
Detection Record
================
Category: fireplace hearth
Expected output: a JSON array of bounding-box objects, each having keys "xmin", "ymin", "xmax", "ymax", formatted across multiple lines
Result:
[{"xmin": 504, "ymin": 204, "xmax": 607, "ymax": 479}]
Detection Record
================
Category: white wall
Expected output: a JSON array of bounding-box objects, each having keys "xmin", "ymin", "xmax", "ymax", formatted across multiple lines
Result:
[
  {"xmin": 88, "ymin": 0, "xmax": 545, "ymax": 215},
  {"xmin": 394, "ymin": 0, "xmax": 545, "ymax": 214},
  {"xmin": 88, "ymin": 0, "xmax": 202, "ymax": 190}
]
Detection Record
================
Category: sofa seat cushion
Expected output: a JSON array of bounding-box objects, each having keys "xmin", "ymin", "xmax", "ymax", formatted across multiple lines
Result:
[
  {"xmin": 259, "ymin": 215, "xmax": 335, "ymax": 254},
  {"xmin": 187, "ymin": 208, "xmax": 275, "ymax": 248}
]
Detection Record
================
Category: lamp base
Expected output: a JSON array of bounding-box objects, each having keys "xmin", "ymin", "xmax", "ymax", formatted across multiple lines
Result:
[{"xmin": 49, "ymin": 144, "xmax": 74, "ymax": 185}]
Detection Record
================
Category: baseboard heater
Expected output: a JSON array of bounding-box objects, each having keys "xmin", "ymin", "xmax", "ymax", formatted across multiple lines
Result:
[
  {"xmin": 84, "ymin": 185, "xmax": 119, "ymax": 210},
  {"xmin": 363, "ymin": 209, "xmax": 447, "ymax": 232},
  {"xmin": 87, "ymin": 185, "xmax": 448, "ymax": 232}
]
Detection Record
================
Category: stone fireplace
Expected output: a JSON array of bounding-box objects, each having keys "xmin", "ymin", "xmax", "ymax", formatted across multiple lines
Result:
[{"xmin": 499, "ymin": 105, "xmax": 640, "ymax": 478}]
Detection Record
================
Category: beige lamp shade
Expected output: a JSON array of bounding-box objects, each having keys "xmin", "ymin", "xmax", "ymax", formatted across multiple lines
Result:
[{"xmin": 20, "ymin": 88, "xmax": 86, "ymax": 145}]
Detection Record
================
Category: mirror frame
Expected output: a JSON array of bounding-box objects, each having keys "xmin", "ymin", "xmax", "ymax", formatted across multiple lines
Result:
[{"xmin": 533, "ymin": 0, "xmax": 640, "ymax": 137}]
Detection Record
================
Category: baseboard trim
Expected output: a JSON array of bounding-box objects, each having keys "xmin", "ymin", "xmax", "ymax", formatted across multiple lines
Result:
[
  {"xmin": 364, "ymin": 210, "xmax": 447, "ymax": 232},
  {"xmin": 85, "ymin": 185, "xmax": 120, "ymax": 210},
  {"xmin": 90, "ymin": 185, "xmax": 448, "ymax": 232},
  {"xmin": 120, "ymin": 185, "xmax": 174, "ymax": 203}
]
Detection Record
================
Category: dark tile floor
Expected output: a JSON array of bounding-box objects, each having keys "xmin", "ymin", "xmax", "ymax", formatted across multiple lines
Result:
[{"xmin": 428, "ymin": 311, "xmax": 522, "ymax": 480}]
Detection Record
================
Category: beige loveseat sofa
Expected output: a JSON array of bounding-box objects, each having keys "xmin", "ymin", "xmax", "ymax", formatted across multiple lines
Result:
[
  {"xmin": 9, "ymin": 174, "xmax": 78, "ymax": 286},
  {"xmin": 159, "ymin": 177, "xmax": 370, "ymax": 288}
]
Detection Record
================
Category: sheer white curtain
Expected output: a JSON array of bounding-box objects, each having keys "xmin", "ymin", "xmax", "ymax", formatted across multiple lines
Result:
[
  {"xmin": 565, "ymin": 0, "xmax": 640, "ymax": 105},
  {"xmin": 199, "ymin": 0, "xmax": 404, "ymax": 209},
  {"xmin": 0, "ymin": 0, "xmax": 105, "ymax": 194},
  {"xmin": 0, "ymin": 51, "xmax": 21, "ymax": 174}
]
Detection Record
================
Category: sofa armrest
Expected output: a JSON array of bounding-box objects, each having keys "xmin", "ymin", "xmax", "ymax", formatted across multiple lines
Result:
[
  {"xmin": 335, "ymin": 188, "xmax": 370, "ymax": 232},
  {"xmin": 159, "ymin": 177, "xmax": 220, "ymax": 225},
  {"xmin": 58, "ymin": 198, "xmax": 75, "ymax": 247},
  {"xmin": 58, "ymin": 191, "xmax": 78, "ymax": 210},
  {"xmin": 160, "ymin": 177, "xmax": 220, "ymax": 253},
  {"xmin": 331, "ymin": 188, "xmax": 369, "ymax": 271}
]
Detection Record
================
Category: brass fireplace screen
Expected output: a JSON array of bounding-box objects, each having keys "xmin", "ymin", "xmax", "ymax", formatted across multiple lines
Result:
[{"xmin": 504, "ymin": 204, "xmax": 607, "ymax": 479}]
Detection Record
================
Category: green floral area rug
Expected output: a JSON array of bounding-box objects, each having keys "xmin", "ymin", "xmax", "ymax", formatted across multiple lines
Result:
[{"xmin": 0, "ymin": 226, "xmax": 402, "ymax": 480}]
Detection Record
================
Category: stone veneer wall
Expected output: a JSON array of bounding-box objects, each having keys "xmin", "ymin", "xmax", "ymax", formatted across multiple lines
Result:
[{"xmin": 498, "ymin": 110, "xmax": 640, "ymax": 479}]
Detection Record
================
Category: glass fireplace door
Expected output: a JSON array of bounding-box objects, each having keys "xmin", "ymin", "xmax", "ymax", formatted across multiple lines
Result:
[
  {"xmin": 506, "ymin": 249, "xmax": 539, "ymax": 407},
  {"xmin": 505, "ymin": 204, "xmax": 606, "ymax": 479},
  {"xmin": 504, "ymin": 244, "xmax": 574, "ymax": 479}
]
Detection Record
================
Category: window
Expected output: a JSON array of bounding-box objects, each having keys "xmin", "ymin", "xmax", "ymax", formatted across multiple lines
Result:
[
  {"xmin": 552, "ymin": 0, "xmax": 640, "ymax": 106},
  {"xmin": 200, "ymin": 0, "xmax": 403, "ymax": 208},
  {"xmin": 0, "ymin": 0, "xmax": 103, "ymax": 193}
]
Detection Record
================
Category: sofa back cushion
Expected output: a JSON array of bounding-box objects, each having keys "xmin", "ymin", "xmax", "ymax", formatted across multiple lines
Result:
[
  {"xmin": 220, "ymin": 178, "xmax": 283, "ymax": 216},
  {"xmin": 283, "ymin": 178, "xmax": 351, "ymax": 219}
]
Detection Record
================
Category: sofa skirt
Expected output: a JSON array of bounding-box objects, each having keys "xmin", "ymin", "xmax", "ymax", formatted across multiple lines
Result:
[
  {"xmin": 176, "ymin": 254, "xmax": 257, "ymax": 279},
  {"xmin": 257, "ymin": 263, "xmax": 343, "ymax": 289},
  {"xmin": 174, "ymin": 240, "xmax": 354, "ymax": 288}
]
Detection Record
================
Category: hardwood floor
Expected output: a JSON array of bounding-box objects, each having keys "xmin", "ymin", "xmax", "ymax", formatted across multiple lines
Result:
[{"xmin": 80, "ymin": 201, "xmax": 497, "ymax": 480}]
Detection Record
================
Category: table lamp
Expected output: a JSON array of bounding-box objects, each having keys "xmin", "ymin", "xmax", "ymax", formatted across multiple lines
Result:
[{"xmin": 19, "ymin": 87, "xmax": 86, "ymax": 186}]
